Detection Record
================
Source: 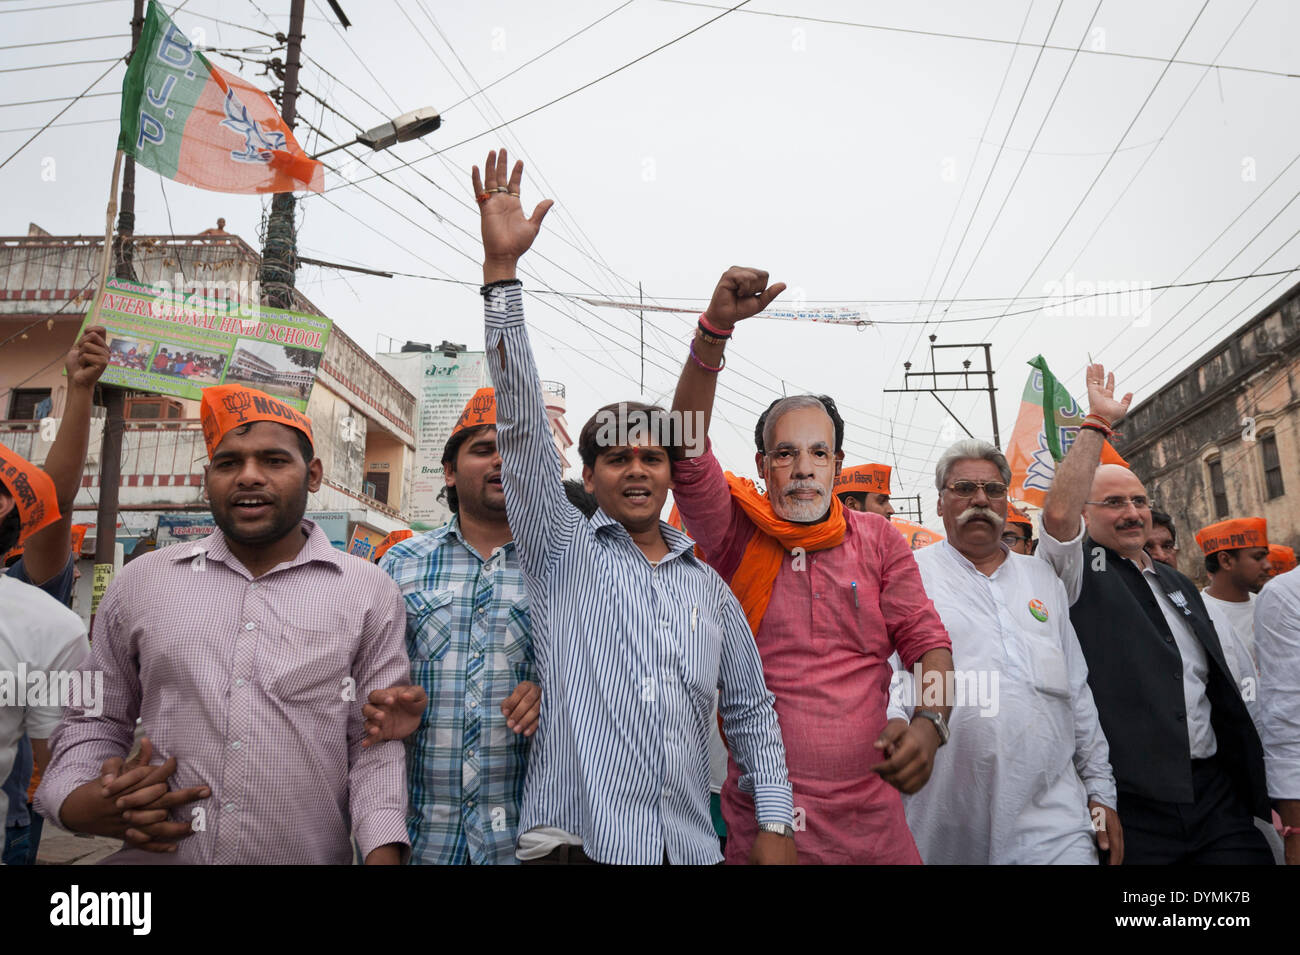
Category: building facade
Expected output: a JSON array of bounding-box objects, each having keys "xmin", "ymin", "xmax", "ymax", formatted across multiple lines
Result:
[
  {"xmin": 1112, "ymin": 280, "xmax": 1300, "ymax": 584},
  {"xmin": 1, "ymin": 227, "xmax": 418, "ymax": 620}
]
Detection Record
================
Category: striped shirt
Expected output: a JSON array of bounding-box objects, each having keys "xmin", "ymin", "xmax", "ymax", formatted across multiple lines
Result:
[
  {"xmin": 35, "ymin": 521, "xmax": 411, "ymax": 864},
  {"xmin": 380, "ymin": 519, "xmax": 534, "ymax": 865},
  {"xmin": 486, "ymin": 282, "xmax": 793, "ymax": 865}
]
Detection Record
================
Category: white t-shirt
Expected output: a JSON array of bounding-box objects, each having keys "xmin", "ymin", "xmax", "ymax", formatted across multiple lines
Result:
[
  {"xmin": 1202, "ymin": 590, "xmax": 1257, "ymax": 668},
  {"xmin": 0, "ymin": 574, "xmax": 90, "ymax": 826}
]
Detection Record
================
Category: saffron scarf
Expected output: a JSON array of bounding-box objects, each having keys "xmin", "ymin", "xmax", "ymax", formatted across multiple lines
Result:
[{"xmin": 723, "ymin": 473, "xmax": 846, "ymax": 636}]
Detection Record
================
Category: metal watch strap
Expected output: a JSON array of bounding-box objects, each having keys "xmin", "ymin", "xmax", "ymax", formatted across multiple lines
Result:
[
  {"xmin": 758, "ymin": 822, "xmax": 795, "ymax": 838},
  {"xmin": 914, "ymin": 708, "xmax": 949, "ymax": 746}
]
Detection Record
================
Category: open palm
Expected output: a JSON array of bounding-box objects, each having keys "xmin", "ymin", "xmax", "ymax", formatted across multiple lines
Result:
[{"xmin": 472, "ymin": 148, "xmax": 553, "ymax": 263}]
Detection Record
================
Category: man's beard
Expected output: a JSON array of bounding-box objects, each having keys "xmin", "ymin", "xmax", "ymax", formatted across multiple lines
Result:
[
  {"xmin": 212, "ymin": 477, "xmax": 310, "ymax": 547},
  {"xmin": 772, "ymin": 479, "xmax": 830, "ymax": 523}
]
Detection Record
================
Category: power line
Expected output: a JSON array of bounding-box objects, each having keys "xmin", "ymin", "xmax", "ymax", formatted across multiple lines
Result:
[
  {"xmin": 1083, "ymin": 150, "xmax": 1300, "ymax": 381},
  {"xmin": 0, "ymin": 33, "xmax": 127, "ymax": 50},
  {"xmin": 0, "ymin": 58, "xmax": 120, "ymax": 169},
  {"xmin": 0, "ymin": 0, "xmax": 121, "ymax": 13},
  {"xmin": 0, "ymin": 57, "xmax": 120, "ymax": 73},
  {"xmin": 324, "ymin": 0, "xmax": 755, "ymax": 192},
  {"xmin": 994, "ymin": 0, "xmax": 1261, "ymax": 383},
  {"xmin": 442, "ymin": 0, "xmax": 637, "ymax": 113},
  {"xmin": 656, "ymin": 0, "xmax": 1300, "ymax": 82},
  {"xmin": 0, "ymin": 90, "xmax": 117, "ymax": 109}
]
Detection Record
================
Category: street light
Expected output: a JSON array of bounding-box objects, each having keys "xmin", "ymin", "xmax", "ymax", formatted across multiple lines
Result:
[{"xmin": 311, "ymin": 107, "xmax": 442, "ymax": 159}]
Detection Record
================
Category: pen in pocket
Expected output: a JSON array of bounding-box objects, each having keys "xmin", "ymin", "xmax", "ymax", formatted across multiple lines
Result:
[{"xmin": 850, "ymin": 581, "xmax": 859, "ymax": 608}]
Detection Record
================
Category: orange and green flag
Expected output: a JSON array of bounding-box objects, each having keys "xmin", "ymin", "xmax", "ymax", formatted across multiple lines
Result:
[
  {"xmin": 1005, "ymin": 355, "xmax": 1127, "ymax": 507},
  {"xmin": 118, "ymin": 1, "xmax": 323, "ymax": 194}
]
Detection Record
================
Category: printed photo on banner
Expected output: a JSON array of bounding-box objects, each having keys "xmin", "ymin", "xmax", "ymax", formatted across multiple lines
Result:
[
  {"xmin": 150, "ymin": 343, "xmax": 227, "ymax": 384},
  {"xmin": 224, "ymin": 340, "xmax": 321, "ymax": 402},
  {"xmin": 106, "ymin": 333, "xmax": 155, "ymax": 371}
]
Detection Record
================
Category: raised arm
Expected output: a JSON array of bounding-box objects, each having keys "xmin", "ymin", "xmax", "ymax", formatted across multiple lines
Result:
[
  {"xmin": 473, "ymin": 149, "xmax": 571, "ymax": 583},
  {"xmin": 21, "ymin": 325, "xmax": 108, "ymax": 585},
  {"xmin": 670, "ymin": 268, "xmax": 785, "ymax": 438},
  {"xmin": 1040, "ymin": 363, "xmax": 1132, "ymax": 542}
]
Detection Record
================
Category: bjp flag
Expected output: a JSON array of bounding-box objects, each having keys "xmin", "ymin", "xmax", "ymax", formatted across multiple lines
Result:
[
  {"xmin": 119, "ymin": 1, "xmax": 323, "ymax": 194},
  {"xmin": 1005, "ymin": 355, "xmax": 1127, "ymax": 507}
]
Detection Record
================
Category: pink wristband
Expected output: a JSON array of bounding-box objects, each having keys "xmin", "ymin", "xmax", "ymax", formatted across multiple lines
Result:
[
  {"xmin": 697, "ymin": 312, "xmax": 733, "ymax": 338},
  {"xmin": 689, "ymin": 341, "xmax": 725, "ymax": 373}
]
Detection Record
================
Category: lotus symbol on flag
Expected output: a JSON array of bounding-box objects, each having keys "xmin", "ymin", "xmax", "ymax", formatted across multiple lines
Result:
[
  {"xmin": 220, "ymin": 89, "xmax": 286, "ymax": 164},
  {"xmin": 222, "ymin": 390, "xmax": 252, "ymax": 422}
]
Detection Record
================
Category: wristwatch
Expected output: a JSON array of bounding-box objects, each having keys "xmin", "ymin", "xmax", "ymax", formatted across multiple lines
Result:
[
  {"xmin": 913, "ymin": 708, "xmax": 950, "ymax": 746},
  {"xmin": 758, "ymin": 822, "xmax": 795, "ymax": 839}
]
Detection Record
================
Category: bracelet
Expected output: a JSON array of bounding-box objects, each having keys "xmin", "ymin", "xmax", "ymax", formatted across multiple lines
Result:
[
  {"xmin": 697, "ymin": 312, "xmax": 733, "ymax": 338},
  {"xmin": 689, "ymin": 341, "xmax": 725, "ymax": 373},
  {"xmin": 1083, "ymin": 412, "xmax": 1113, "ymax": 430},
  {"xmin": 480, "ymin": 278, "xmax": 521, "ymax": 297},
  {"xmin": 1079, "ymin": 423, "xmax": 1111, "ymax": 437},
  {"xmin": 695, "ymin": 326, "xmax": 729, "ymax": 347}
]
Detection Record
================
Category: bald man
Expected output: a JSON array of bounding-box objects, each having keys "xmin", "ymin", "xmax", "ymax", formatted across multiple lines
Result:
[{"xmin": 1036, "ymin": 364, "xmax": 1271, "ymax": 865}]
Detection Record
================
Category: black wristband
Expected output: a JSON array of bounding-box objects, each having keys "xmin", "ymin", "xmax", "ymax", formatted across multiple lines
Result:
[{"xmin": 480, "ymin": 278, "xmax": 522, "ymax": 297}]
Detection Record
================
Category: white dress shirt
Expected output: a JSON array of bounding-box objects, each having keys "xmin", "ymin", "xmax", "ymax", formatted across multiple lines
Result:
[
  {"xmin": 900, "ymin": 540, "xmax": 1116, "ymax": 864},
  {"xmin": 1252, "ymin": 568, "xmax": 1300, "ymax": 801},
  {"xmin": 1036, "ymin": 525, "xmax": 1217, "ymax": 759}
]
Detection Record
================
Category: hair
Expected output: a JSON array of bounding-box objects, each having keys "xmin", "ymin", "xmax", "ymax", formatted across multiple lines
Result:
[
  {"xmin": 934, "ymin": 438, "xmax": 1011, "ymax": 491},
  {"xmin": 578, "ymin": 401, "xmax": 685, "ymax": 470},
  {"xmin": 754, "ymin": 395, "xmax": 844, "ymax": 454},
  {"xmin": 439, "ymin": 423, "xmax": 494, "ymax": 516},
  {"xmin": 229, "ymin": 421, "xmax": 314, "ymax": 465},
  {"xmin": 0, "ymin": 480, "xmax": 19, "ymax": 556},
  {"xmin": 1205, "ymin": 548, "xmax": 1248, "ymax": 574},
  {"xmin": 1149, "ymin": 508, "xmax": 1176, "ymax": 544},
  {"xmin": 837, "ymin": 491, "xmax": 868, "ymax": 507},
  {"xmin": 563, "ymin": 479, "xmax": 600, "ymax": 518}
]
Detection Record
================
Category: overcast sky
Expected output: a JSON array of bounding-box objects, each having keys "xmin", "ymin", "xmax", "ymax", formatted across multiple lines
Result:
[{"xmin": 4, "ymin": 0, "xmax": 1298, "ymax": 528}]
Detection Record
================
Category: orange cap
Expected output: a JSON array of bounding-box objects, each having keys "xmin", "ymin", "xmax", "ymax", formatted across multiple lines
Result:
[
  {"xmin": 1007, "ymin": 503, "xmax": 1033, "ymax": 531},
  {"xmin": 373, "ymin": 529, "xmax": 414, "ymax": 563},
  {"xmin": 1195, "ymin": 517, "xmax": 1268, "ymax": 556},
  {"xmin": 0, "ymin": 444, "xmax": 61, "ymax": 544},
  {"xmin": 1267, "ymin": 544, "xmax": 1296, "ymax": 575},
  {"xmin": 451, "ymin": 387, "xmax": 497, "ymax": 437},
  {"xmin": 892, "ymin": 518, "xmax": 943, "ymax": 550},
  {"xmin": 200, "ymin": 385, "xmax": 314, "ymax": 459},
  {"xmin": 834, "ymin": 463, "xmax": 891, "ymax": 496}
]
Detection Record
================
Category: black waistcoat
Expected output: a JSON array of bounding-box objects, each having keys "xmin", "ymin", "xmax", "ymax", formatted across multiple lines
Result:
[{"xmin": 1067, "ymin": 537, "xmax": 1268, "ymax": 815}]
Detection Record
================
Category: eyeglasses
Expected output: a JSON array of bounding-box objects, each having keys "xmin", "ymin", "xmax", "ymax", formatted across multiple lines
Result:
[
  {"xmin": 1000, "ymin": 533, "xmax": 1029, "ymax": 545},
  {"xmin": 944, "ymin": 480, "xmax": 1008, "ymax": 499},
  {"xmin": 765, "ymin": 448, "xmax": 834, "ymax": 471},
  {"xmin": 1086, "ymin": 496, "xmax": 1155, "ymax": 510}
]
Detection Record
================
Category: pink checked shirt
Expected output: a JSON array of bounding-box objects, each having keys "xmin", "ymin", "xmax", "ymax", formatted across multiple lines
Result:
[
  {"xmin": 673, "ymin": 444, "xmax": 951, "ymax": 864},
  {"xmin": 36, "ymin": 521, "xmax": 411, "ymax": 864}
]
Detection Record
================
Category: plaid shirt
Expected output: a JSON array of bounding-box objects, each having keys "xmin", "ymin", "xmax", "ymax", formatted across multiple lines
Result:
[{"xmin": 380, "ymin": 518, "xmax": 534, "ymax": 865}]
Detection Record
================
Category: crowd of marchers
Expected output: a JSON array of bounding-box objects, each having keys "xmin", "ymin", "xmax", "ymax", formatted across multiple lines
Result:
[{"xmin": 1, "ymin": 149, "xmax": 1295, "ymax": 865}]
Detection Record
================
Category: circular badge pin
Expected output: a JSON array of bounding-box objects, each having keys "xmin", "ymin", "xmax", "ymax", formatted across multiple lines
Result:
[{"xmin": 1028, "ymin": 598, "xmax": 1049, "ymax": 622}]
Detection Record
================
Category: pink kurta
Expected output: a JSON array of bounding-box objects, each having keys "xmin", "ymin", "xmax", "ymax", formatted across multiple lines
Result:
[{"xmin": 673, "ymin": 443, "xmax": 951, "ymax": 864}]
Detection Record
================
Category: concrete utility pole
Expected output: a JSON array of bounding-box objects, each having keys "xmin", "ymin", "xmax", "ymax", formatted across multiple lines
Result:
[
  {"xmin": 91, "ymin": 0, "xmax": 144, "ymax": 620},
  {"xmin": 258, "ymin": 0, "xmax": 306, "ymax": 310}
]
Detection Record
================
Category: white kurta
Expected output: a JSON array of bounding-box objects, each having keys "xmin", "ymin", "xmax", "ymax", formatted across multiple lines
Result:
[
  {"xmin": 1252, "ymin": 569, "xmax": 1300, "ymax": 802},
  {"xmin": 902, "ymin": 540, "xmax": 1117, "ymax": 865}
]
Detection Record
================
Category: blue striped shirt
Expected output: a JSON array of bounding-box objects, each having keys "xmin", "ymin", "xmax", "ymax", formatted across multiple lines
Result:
[
  {"xmin": 485, "ymin": 282, "xmax": 793, "ymax": 865},
  {"xmin": 380, "ymin": 520, "xmax": 533, "ymax": 864}
]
